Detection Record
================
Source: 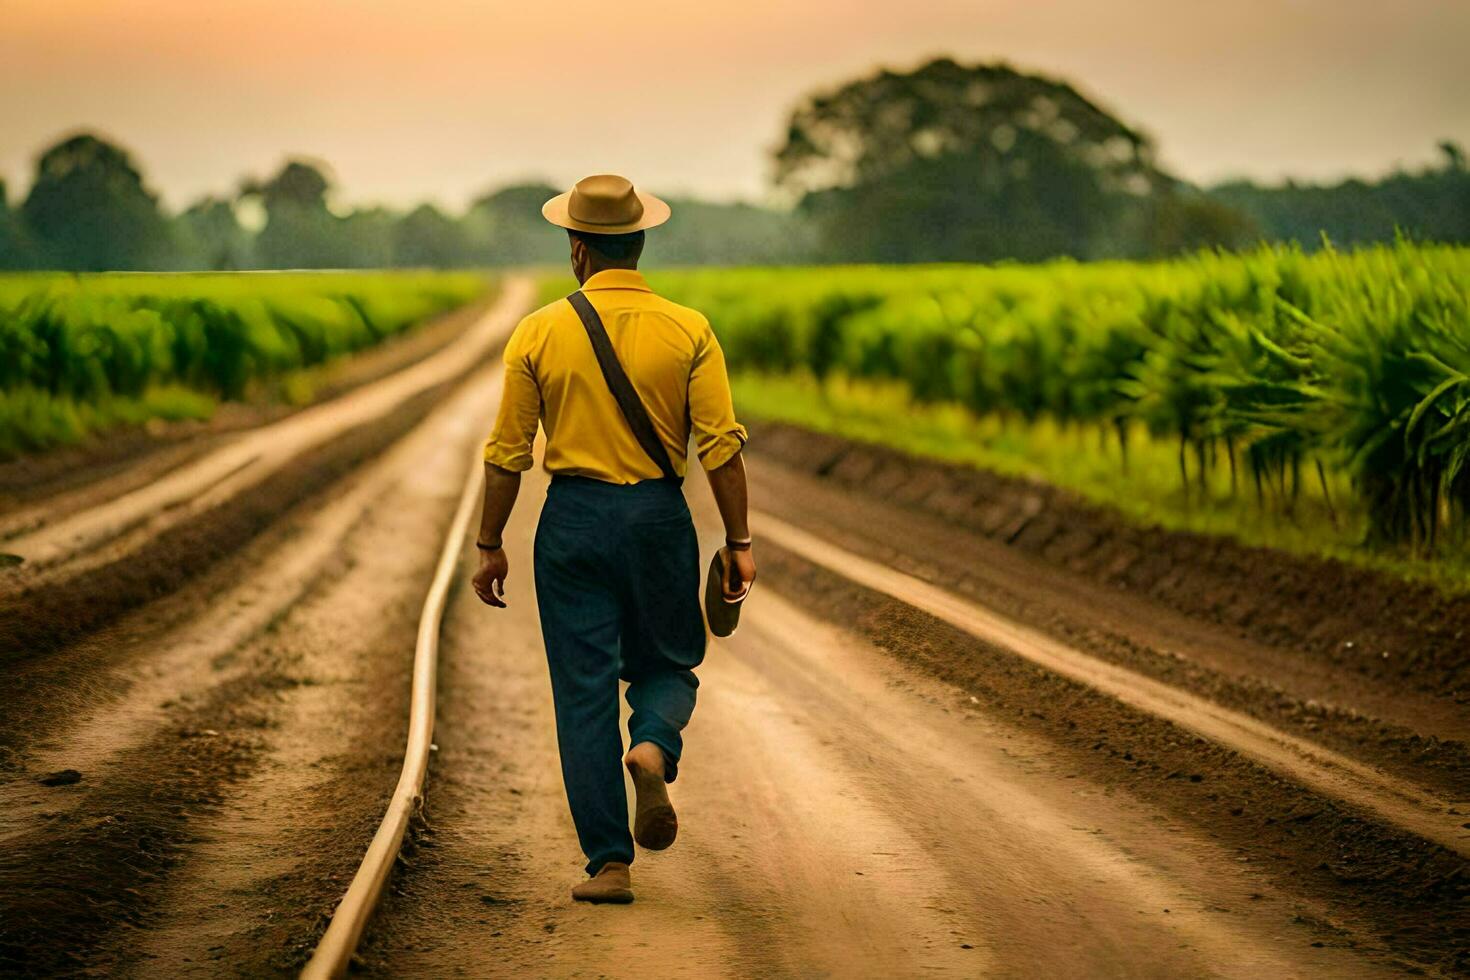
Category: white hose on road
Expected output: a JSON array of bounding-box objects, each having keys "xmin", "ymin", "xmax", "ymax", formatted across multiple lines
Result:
[{"xmin": 300, "ymin": 453, "xmax": 483, "ymax": 980}]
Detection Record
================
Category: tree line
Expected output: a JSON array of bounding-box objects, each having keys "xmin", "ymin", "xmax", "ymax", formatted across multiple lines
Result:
[
  {"xmin": 0, "ymin": 136, "xmax": 813, "ymax": 272},
  {"xmin": 0, "ymin": 58, "xmax": 1464, "ymax": 271},
  {"xmin": 773, "ymin": 58, "xmax": 1468, "ymax": 263}
]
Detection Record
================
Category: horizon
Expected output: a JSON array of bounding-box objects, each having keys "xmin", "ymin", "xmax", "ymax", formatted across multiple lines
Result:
[{"xmin": 4, "ymin": 0, "xmax": 1468, "ymax": 211}]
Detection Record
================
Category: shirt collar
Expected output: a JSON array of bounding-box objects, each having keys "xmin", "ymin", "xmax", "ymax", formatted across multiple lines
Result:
[{"xmin": 581, "ymin": 269, "xmax": 652, "ymax": 292}]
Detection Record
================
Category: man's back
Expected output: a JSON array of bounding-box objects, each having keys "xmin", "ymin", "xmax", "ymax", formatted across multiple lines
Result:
[
  {"xmin": 473, "ymin": 174, "xmax": 755, "ymax": 905},
  {"xmin": 483, "ymin": 268, "xmax": 746, "ymax": 484}
]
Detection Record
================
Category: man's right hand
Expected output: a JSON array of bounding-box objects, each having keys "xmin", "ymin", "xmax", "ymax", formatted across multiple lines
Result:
[
  {"xmin": 723, "ymin": 546, "xmax": 756, "ymax": 601},
  {"xmin": 473, "ymin": 548, "xmax": 509, "ymax": 607}
]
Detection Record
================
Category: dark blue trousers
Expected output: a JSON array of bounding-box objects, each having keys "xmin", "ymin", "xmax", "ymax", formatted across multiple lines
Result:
[{"xmin": 533, "ymin": 475, "xmax": 706, "ymax": 874}]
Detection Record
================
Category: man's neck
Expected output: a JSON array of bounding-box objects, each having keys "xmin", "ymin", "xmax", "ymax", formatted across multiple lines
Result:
[{"xmin": 578, "ymin": 262, "xmax": 639, "ymax": 285}]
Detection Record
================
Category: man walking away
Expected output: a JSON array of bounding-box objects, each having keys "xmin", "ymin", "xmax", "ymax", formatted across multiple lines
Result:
[{"xmin": 471, "ymin": 174, "xmax": 756, "ymax": 904}]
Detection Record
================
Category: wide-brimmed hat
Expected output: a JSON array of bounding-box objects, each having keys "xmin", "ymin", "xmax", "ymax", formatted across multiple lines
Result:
[{"xmin": 542, "ymin": 174, "xmax": 671, "ymax": 234}]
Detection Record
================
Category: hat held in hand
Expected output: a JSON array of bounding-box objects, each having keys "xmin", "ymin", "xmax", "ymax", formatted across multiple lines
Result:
[{"xmin": 704, "ymin": 549, "xmax": 751, "ymax": 638}]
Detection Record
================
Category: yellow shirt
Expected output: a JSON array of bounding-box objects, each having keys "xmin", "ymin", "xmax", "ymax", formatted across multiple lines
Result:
[{"xmin": 483, "ymin": 269, "xmax": 747, "ymax": 484}]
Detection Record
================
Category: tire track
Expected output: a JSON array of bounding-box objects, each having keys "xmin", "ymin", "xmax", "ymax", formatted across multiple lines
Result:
[{"xmin": 754, "ymin": 511, "xmax": 1469, "ymax": 859}]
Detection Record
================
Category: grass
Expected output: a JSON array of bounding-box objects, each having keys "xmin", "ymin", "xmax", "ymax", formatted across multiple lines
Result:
[{"xmin": 0, "ymin": 384, "xmax": 217, "ymax": 458}]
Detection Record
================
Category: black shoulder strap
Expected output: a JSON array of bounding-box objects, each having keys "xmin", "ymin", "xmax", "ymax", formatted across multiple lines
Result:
[{"xmin": 566, "ymin": 291, "xmax": 681, "ymax": 484}]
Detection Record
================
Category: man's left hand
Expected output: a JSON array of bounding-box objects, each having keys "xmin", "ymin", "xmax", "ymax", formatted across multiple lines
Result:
[
  {"xmin": 723, "ymin": 546, "xmax": 756, "ymax": 601},
  {"xmin": 473, "ymin": 548, "xmax": 509, "ymax": 607}
]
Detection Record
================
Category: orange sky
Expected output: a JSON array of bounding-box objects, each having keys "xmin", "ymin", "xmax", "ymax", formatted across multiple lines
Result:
[{"xmin": 4, "ymin": 0, "xmax": 1467, "ymax": 209}]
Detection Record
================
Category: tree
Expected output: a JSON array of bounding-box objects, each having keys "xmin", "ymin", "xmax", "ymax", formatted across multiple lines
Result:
[
  {"xmin": 1210, "ymin": 144, "xmax": 1470, "ymax": 248},
  {"xmin": 1439, "ymin": 140, "xmax": 1466, "ymax": 173},
  {"xmin": 176, "ymin": 196, "xmax": 253, "ymax": 270},
  {"xmin": 461, "ymin": 183, "xmax": 821, "ymax": 267},
  {"xmin": 650, "ymin": 197, "xmax": 817, "ymax": 266},
  {"xmin": 392, "ymin": 203, "xmax": 467, "ymax": 267},
  {"xmin": 773, "ymin": 57, "xmax": 1174, "ymax": 263},
  {"xmin": 463, "ymin": 183, "xmax": 566, "ymax": 266},
  {"xmin": 243, "ymin": 159, "xmax": 349, "ymax": 268},
  {"xmin": 245, "ymin": 159, "xmax": 331, "ymax": 212},
  {"xmin": 339, "ymin": 206, "xmax": 396, "ymax": 268},
  {"xmin": 0, "ymin": 179, "xmax": 37, "ymax": 269},
  {"xmin": 1144, "ymin": 191, "xmax": 1261, "ymax": 255},
  {"xmin": 20, "ymin": 132, "xmax": 176, "ymax": 270}
]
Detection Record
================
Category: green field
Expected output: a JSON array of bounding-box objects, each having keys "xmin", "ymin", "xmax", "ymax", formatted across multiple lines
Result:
[
  {"xmin": 0, "ymin": 271, "xmax": 488, "ymax": 457},
  {"xmin": 10, "ymin": 252, "xmax": 1467, "ymax": 582},
  {"xmin": 598, "ymin": 243, "xmax": 1469, "ymax": 580}
]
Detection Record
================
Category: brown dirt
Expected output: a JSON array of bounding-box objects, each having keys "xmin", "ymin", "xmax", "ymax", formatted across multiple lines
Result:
[
  {"xmin": 753, "ymin": 539, "xmax": 1468, "ymax": 975},
  {"xmin": 737, "ymin": 422, "xmax": 1470, "ymax": 973},
  {"xmin": 0, "ymin": 385, "xmax": 444, "ymax": 669},
  {"xmin": 748, "ymin": 421, "xmax": 1470, "ymax": 699},
  {"xmin": 356, "ymin": 464, "xmax": 1413, "ymax": 978},
  {"xmin": 0, "ymin": 660, "xmax": 299, "ymax": 975},
  {"xmin": 741, "ymin": 436, "xmax": 1470, "ymax": 806},
  {"xmin": 752, "ymin": 423, "xmax": 1464, "ymax": 758},
  {"xmin": 0, "ymin": 368, "xmax": 504, "ymax": 977}
]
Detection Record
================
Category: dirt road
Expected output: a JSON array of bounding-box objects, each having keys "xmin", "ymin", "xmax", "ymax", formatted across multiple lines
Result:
[
  {"xmin": 358, "ymin": 464, "xmax": 1408, "ymax": 979},
  {"xmin": 1, "ymin": 279, "xmax": 1464, "ymax": 977}
]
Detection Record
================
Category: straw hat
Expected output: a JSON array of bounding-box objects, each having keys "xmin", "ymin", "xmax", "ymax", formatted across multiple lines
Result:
[{"xmin": 542, "ymin": 174, "xmax": 671, "ymax": 234}]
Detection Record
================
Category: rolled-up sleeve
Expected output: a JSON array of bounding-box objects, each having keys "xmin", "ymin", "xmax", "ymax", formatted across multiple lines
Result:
[
  {"xmin": 688, "ymin": 321, "xmax": 747, "ymax": 471},
  {"xmin": 482, "ymin": 321, "xmax": 541, "ymax": 472}
]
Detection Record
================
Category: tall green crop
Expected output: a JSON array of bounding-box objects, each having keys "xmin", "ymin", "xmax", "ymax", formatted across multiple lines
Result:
[
  {"xmin": 650, "ymin": 243, "xmax": 1470, "ymax": 554},
  {"xmin": 0, "ymin": 271, "xmax": 487, "ymax": 456}
]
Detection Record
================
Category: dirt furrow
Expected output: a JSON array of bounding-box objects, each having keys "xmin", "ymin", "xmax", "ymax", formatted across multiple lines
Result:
[
  {"xmin": 757, "ymin": 510, "xmax": 1467, "ymax": 857},
  {"xmin": 747, "ymin": 420, "xmax": 1470, "ymax": 717},
  {"xmin": 0, "ymin": 385, "xmax": 441, "ymax": 667},
  {"xmin": 750, "ymin": 538, "xmax": 1467, "ymax": 974},
  {"xmin": 744, "ymin": 433, "xmax": 1469, "ymax": 798},
  {"xmin": 0, "ymin": 366, "xmax": 506, "ymax": 976}
]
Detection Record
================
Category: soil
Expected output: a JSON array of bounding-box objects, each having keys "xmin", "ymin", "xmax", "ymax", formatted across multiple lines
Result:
[
  {"xmin": 358, "ymin": 465, "xmax": 1418, "ymax": 978},
  {"xmin": 352, "ymin": 464, "xmax": 1458, "ymax": 975},
  {"xmin": 745, "ymin": 420, "xmax": 1470, "ymax": 714},
  {"xmin": 0, "ymin": 362, "xmax": 503, "ymax": 976},
  {"xmin": 752, "ymin": 540, "xmax": 1468, "ymax": 974},
  {"xmin": 740, "ymin": 431, "xmax": 1470, "ymax": 801},
  {"xmin": 0, "ymin": 384, "xmax": 445, "ymax": 666}
]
